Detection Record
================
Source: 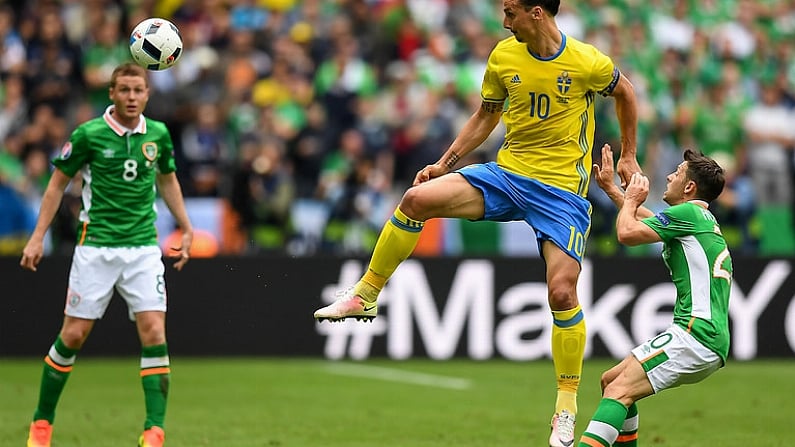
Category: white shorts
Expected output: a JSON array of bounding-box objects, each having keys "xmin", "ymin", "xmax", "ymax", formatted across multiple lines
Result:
[
  {"xmin": 631, "ymin": 324, "xmax": 722, "ymax": 394},
  {"xmin": 65, "ymin": 246, "xmax": 167, "ymax": 319}
]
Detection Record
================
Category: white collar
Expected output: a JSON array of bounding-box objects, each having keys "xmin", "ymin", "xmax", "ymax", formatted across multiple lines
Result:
[
  {"xmin": 688, "ymin": 199, "xmax": 709, "ymax": 209},
  {"xmin": 102, "ymin": 105, "xmax": 147, "ymax": 136}
]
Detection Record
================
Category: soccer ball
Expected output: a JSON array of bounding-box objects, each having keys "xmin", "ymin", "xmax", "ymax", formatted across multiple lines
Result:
[{"xmin": 129, "ymin": 18, "xmax": 183, "ymax": 71}]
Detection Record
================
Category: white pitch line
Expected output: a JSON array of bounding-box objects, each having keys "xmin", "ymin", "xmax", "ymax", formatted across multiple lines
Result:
[{"xmin": 324, "ymin": 363, "xmax": 472, "ymax": 390}]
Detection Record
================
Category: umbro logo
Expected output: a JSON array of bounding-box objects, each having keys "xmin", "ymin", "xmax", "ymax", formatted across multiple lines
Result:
[
  {"xmin": 510, "ymin": 74, "xmax": 521, "ymax": 84},
  {"xmin": 363, "ymin": 305, "xmax": 376, "ymax": 312}
]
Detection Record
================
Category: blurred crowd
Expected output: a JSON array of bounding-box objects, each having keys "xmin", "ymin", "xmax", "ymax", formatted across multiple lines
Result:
[{"xmin": 1, "ymin": 0, "xmax": 795, "ymax": 258}]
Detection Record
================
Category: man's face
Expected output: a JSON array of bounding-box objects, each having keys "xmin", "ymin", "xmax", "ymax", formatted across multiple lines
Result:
[
  {"xmin": 503, "ymin": 0, "xmax": 536, "ymax": 43},
  {"xmin": 109, "ymin": 75, "xmax": 149, "ymax": 124},
  {"xmin": 662, "ymin": 161, "xmax": 691, "ymax": 205}
]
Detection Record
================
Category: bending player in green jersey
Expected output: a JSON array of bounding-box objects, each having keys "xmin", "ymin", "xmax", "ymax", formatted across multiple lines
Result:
[
  {"xmin": 314, "ymin": 1, "xmax": 640, "ymax": 445},
  {"xmin": 577, "ymin": 145, "xmax": 732, "ymax": 447},
  {"xmin": 20, "ymin": 63, "xmax": 193, "ymax": 447}
]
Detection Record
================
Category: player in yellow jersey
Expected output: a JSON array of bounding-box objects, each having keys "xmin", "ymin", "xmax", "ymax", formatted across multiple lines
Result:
[{"xmin": 314, "ymin": 2, "xmax": 639, "ymax": 445}]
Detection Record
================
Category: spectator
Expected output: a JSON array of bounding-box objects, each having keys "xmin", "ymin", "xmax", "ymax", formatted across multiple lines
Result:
[
  {"xmin": 709, "ymin": 152, "xmax": 756, "ymax": 254},
  {"xmin": 229, "ymin": 137, "xmax": 295, "ymax": 253},
  {"xmin": 0, "ymin": 5, "xmax": 26, "ymax": 75},
  {"xmin": 0, "ymin": 73, "xmax": 28, "ymax": 142},
  {"xmin": 743, "ymin": 79, "xmax": 795, "ymax": 208},
  {"xmin": 743, "ymin": 77, "xmax": 795, "ymax": 254},
  {"xmin": 0, "ymin": 173, "xmax": 35, "ymax": 255},
  {"xmin": 179, "ymin": 102, "xmax": 230, "ymax": 197},
  {"xmin": 4, "ymin": 0, "xmax": 795, "ymax": 257},
  {"xmin": 82, "ymin": 15, "xmax": 130, "ymax": 114},
  {"xmin": 24, "ymin": 6, "xmax": 83, "ymax": 117}
]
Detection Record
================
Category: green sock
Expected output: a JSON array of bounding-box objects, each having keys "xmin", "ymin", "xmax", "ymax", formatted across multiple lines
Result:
[
  {"xmin": 141, "ymin": 344, "xmax": 170, "ymax": 430},
  {"xmin": 578, "ymin": 398, "xmax": 628, "ymax": 447},
  {"xmin": 33, "ymin": 335, "xmax": 78, "ymax": 423},
  {"xmin": 615, "ymin": 403, "xmax": 638, "ymax": 446}
]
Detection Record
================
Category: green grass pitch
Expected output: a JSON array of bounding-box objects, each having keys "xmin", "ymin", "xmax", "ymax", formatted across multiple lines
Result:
[{"xmin": 1, "ymin": 358, "xmax": 791, "ymax": 446}]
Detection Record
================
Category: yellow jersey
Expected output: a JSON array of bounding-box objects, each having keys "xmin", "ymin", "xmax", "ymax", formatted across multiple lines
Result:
[{"xmin": 482, "ymin": 33, "xmax": 619, "ymax": 197}]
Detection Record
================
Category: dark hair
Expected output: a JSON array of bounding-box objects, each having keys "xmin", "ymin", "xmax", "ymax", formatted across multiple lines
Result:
[
  {"xmin": 684, "ymin": 149, "xmax": 725, "ymax": 202},
  {"xmin": 109, "ymin": 63, "xmax": 148, "ymax": 88},
  {"xmin": 519, "ymin": 0, "xmax": 560, "ymax": 15}
]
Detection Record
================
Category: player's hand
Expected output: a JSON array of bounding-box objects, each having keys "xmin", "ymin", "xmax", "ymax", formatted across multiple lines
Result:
[
  {"xmin": 170, "ymin": 229, "xmax": 193, "ymax": 271},
  {"xmin": 624, "ymin": 172, "xmax": 649, "ymax": 205},
  {"xmin": 20, "ymin": 238, "xmax": 44, "ymax": 272},
  {"xmin": 592, "ymin": 143, "xmax": 618, "ymax": 192},
  {"xmin": 616, "ymin": 152, "xmax": 642, "ymax": 189},
  {"xmin": 413, "ymin": 164, "xmax": 448, "ymax": 186}
]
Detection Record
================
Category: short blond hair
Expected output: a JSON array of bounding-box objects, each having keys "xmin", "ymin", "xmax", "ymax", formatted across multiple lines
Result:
[{"xmin": 109, "ymin": 62, "xmax": 149, "ymax": 88}]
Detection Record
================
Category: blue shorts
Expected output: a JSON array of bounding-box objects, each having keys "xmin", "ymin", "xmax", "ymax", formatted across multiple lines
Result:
[{"xmin": 457, "ymin": 162, "xmax": 592, "ymax": 262}]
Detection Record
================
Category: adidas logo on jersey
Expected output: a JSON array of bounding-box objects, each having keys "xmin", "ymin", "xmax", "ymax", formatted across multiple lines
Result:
[{"xmin": 510, "ymin": 74, "xmax": 521, "ymax": 84}]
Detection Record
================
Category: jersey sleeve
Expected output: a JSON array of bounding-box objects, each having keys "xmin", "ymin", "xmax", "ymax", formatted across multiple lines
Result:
[
  {"xmin": 587, "ymin": 47, "xmax": 620, "ymax": 97},
  {"xmin": 51, "ymin": 125, "xmax": 90, "ymax": 177},
  {"xmin": 641, "ymin": 204, "xmax": 697, "ymax": 242},
  {"xmin": 481, "ymin": 44, "xmax": 507, "ymax": 103},
  {"xmin": 155, "ymin": 122, "xmax": 177, "ymax": 174}
]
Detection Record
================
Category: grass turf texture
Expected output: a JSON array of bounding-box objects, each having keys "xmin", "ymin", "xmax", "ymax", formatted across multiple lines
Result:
[{"xmin": 0, "ymin": 358, "xmax": 790, "ymax": 446}]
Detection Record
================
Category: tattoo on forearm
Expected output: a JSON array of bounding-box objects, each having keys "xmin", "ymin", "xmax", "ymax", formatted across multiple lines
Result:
[
  {"xmin": 445, "ymin": 152, "xmax": 460, "ymax": 170},
  {"xmin": 481, "ymin": 101, "xmax": 502, "ymax": 113}
]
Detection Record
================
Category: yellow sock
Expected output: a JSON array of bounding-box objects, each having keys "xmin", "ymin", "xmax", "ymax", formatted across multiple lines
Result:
[
  {"xmin": 354, "ymin": 271, "xmax": 385, "ymax": 303},
  {"xmin": 551, "ymin": 304, "xmax": 586, "ymax": 415},
  {"xmin": 356, "ymin": 207, "xmax": 423, "ymax": 303}
]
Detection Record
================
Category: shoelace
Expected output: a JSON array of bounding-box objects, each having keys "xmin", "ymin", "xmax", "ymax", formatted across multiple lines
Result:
[
  {"xmin": 334, "ymin": 287, "xmax": 355, "ymax": 301},
  {"xmin": 556, "ymin": 413, "xmax": 575, "ymax": 439}
]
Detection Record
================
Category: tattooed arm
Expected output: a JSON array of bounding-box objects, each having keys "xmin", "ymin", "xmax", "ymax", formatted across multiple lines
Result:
[{"xmin": 414, "ymin": 100, "xmax": 504, "ymax": 186}]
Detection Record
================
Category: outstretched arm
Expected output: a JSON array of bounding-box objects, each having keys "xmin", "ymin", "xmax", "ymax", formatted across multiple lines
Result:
[
  {"xmin": 592, "ymin": 144, "xmax": 654, "ymax": 219},
  {"xmin": 156, "ymin": 172, "xmax": 193, "ymax": 270},
  {"xmin": 611, "ymin": 74, "xmax": 640, "ymax": 188},
  {"xmin": 20, "ymin": 169, "xmax": 73, "ymax": 271},
  {"xmin": 616, "ymin": 173, "xmax": 661, "ymax": 246},
  {"xmin": 413, "ymin": 100, "xmax": 503, "ymax": 186}
]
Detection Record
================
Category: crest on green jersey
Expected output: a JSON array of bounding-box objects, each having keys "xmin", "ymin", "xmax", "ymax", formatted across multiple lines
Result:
[{"xmin": 142, "ymin": 142, "xmax": 158, "ymax": 161}]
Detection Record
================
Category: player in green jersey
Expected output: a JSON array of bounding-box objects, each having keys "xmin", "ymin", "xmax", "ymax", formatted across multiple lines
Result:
[
  {"xmin": 314, "ymin": 1, "xmax": 640, "ymax": 445},
  {"xmin": 20, "ymin": 63, "xmax": 193, "ymax": 447},
  {"xmin": 576, "ymin": 145, "xmax": 731, "ymax": 447}
]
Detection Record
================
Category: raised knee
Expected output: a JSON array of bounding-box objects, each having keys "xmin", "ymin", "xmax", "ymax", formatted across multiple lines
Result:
[{"xmin": 399, "ymin": 188, "xmax": 425, "ymax": 220}]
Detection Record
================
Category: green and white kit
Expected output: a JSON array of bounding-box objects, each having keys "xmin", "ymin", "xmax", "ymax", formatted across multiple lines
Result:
[
  {"xmin": 53, "ymin": 106, "xmax": 176, "ymax": 248},
  {"xmin": 632, "ymin": 201, "xmax": 733, "ymax": 392},
  {"xmin": 54, "ymin": 107, "xmax": 175, "ymax": 317}
]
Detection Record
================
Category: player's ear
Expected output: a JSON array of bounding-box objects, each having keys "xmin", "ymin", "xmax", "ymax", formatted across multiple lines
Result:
[{"xmin": 684, "ymin": 180, "xmax": 697, "ymax": 196}]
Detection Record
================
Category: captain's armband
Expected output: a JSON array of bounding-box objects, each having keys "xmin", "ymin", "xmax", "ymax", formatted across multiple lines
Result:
[{"xmin": 480, "ymin": 101, "xmax": 503, "ymax": 114}]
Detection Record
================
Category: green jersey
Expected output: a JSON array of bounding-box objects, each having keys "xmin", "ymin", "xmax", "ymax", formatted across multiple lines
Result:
[
  {"xmin": 53, "ymin": 107, "xmax": 176, "ymax": 247},
  {"xmin": 642, "ymin": 202, "xmax": 733, "ymax": 362}
]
